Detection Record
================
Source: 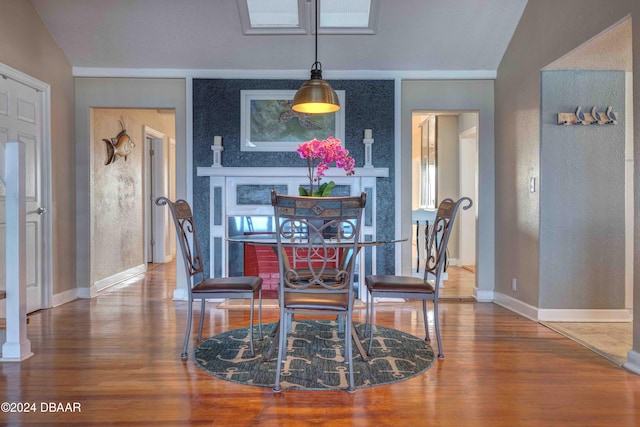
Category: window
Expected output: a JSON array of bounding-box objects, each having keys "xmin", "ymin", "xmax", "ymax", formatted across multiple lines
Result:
[{"xmin": 238, "ymin": 0, "xmax": 379, "ymax": 35}]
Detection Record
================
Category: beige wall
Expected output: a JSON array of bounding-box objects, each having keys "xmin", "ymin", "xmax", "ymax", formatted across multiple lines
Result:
[
  {"xmin": 76, "ymin": 78, "xmax": 187, "ymax": 295},
  {"xmin": 0, "ymin": 0, "xmax": 76, "ymax": 298},
  {"xmin": 91, "ymin": 109, "xmax": 175, "ymax": 285}
]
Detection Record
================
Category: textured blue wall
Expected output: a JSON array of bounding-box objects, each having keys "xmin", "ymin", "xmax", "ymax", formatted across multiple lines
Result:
[{"xmin": 193, "ymin": 79, "xmax": 395, "ymax": 277}]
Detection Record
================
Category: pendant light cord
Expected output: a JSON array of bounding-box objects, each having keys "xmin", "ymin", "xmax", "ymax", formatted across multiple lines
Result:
[{"xmin": 314, "ymin": 0, "xmax": 318, "ymax": 66}]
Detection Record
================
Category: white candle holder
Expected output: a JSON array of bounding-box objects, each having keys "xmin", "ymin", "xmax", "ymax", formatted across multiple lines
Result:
[
  {"xmin": 363, "ymin": 137, "xmax": 374, "ymax": 168},
  {"xmin": 211, "ymin": 145, "xmax": 224, "ymax": 167}
]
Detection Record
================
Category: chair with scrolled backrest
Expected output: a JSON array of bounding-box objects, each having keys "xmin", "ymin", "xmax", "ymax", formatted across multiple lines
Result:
[
  {"xmin": 365, "ymin": 196, "xmax": 472, "ymax": 359},
  {"xmin": 270, "ymin": 190, "xmax": 366, "ymax": 393},
  {"xmin": 155, "ymin": 197, "xmax": 263, "ymax": 360}
]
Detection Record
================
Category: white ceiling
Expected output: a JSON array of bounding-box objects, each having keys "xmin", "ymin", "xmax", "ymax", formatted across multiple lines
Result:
[{"xmin": 30, "ymin": 0, "xmax": 528, "ymax": 74}]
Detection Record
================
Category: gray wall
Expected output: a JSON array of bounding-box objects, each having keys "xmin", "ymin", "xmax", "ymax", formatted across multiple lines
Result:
[
  {"xmin": 401, "ymin": 80, "xmax": 495, "ymax": 298},
  {"xmin": 495, "ymin": 0, "xmax": 640, "ymax": 355},
  {"xmin": 540, "ymin": 71, "xmax": 626, "ymax": 309},
  {"xmin": 458, "ymin": 112, "xmax": 478, "ymax": 135}
]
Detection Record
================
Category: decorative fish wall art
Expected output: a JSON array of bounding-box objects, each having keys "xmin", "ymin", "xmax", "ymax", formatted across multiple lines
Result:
[{"xmin": 103, "ymin": 118, "xmax": 135, "ymax": 165}]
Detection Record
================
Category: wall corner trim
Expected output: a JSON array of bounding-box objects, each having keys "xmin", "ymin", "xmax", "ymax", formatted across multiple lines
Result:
[{"xmin": 624, "ymin": 351, "xmax": 640, "ymax": 375}]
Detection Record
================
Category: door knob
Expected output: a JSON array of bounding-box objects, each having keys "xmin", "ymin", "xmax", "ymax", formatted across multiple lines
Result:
[{"xmin": 36, "ymin": 207, "xmax": 47, "ymax": 215}]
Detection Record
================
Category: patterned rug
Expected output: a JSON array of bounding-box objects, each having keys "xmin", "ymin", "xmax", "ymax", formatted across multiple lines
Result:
[{"xmin": 194, "ymin": 320, "xmax": 434, "ymax": 390}]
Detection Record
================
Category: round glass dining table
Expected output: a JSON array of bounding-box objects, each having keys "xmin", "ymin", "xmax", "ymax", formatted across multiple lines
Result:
[{"xmin": 227, "ymin": 235, "xmax": 407, "ymax": 361}]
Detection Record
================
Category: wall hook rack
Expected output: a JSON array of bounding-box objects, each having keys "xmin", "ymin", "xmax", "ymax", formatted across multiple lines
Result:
[{"xmin": 557, "ymin": 106, "xmax": 617, "ymax": 125}]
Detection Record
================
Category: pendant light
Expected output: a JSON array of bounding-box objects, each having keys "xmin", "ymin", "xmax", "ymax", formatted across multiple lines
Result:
[{"xmin": 291, "ymin": 0, "xmax": 340, "ymax": 114}]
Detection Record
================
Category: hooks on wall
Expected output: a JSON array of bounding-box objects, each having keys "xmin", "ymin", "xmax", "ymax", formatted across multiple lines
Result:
[{"xmin": 558, "ymin": 106, "xmax": 618, "ymax": 125}]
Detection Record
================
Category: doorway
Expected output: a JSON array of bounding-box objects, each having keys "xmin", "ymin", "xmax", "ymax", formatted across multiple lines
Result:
[
  {"xmin": 410, "ymin": 110, "xmax": 478, "ymax": 299},
  {"xmin": 144, "ymin": 126, "xmax": 176, "ymax": 264},
  {"xmin": 459, "ymin": 126, "xmax": 478, "ymax": 273},
  {"xmin": 90, "ymin": 109, "xmax": 176, "ymax": 292}
]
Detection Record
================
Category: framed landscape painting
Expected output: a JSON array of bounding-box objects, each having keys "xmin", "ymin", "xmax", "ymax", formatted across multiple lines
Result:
[{"xmin": 240, "ymin": 89, "xmax": 345, "ymax": 152}]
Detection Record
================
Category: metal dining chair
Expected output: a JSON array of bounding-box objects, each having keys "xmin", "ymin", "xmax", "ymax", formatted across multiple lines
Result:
[
  {"xmin": 156, "ymin": 197, "xmax": 263, "ymax": 360},
  {"xmin": 365, "ymin": 197, "xmax": 472, "ymax": 359},
  {"xmin": 270, "ymin": 190, "xmax": 366, "ymax": 392}
]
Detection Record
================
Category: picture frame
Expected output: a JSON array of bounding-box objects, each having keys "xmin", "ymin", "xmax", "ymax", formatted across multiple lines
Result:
[{"xmin": 240, "ymin": 89, "xmax": 345, "ymax": 152}]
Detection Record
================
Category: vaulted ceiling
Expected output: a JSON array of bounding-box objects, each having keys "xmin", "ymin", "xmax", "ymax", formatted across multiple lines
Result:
[{"xmin": 30, "ymin": 0, "xmax": 528, "ymax": 74}]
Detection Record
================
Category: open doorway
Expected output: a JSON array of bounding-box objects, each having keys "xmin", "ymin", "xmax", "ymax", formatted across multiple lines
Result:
[
  {"xmin": 411, "ymin": 110, "xmax": 478, "ymax": 300},
  {"xmin": 90, "ymin": 108, "xmax": 176, "ymax": 292},
  {"xmin": 144, "ymin": 125, "xmax": 176, "ymax": 264}
]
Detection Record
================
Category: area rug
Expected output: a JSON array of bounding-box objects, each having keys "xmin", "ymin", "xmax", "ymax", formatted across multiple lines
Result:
[{"xmin": 194, "ymin": 320, "xmax": 434, "ymax": 390}]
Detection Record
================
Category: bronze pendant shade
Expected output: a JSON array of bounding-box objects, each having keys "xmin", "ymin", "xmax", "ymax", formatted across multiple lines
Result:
[{"xmin": 291, "ymin": 0, "xmax": 340, "ymax": 114}]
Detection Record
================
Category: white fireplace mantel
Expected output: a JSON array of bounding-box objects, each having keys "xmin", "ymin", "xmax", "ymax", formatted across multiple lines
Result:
[
  {"xmin": 195, "ymin": 165, "xmax": 389, "ymax": 300},
  {"xmin": 197, "ymin": 166, "xmax": 388, "ymax": 178}
]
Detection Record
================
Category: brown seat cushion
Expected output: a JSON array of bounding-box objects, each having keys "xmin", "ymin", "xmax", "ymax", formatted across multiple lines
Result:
[
  {"xmin": 284, "ymin": 291, "xmax": 349, "ymax": 311},
  {"xmin": 193, "ymin": 276, "xmax": 262, "ymax": 293},
  {"xmin": 365, "ymin": 275, "xmax": 435, "ymax": 293}
]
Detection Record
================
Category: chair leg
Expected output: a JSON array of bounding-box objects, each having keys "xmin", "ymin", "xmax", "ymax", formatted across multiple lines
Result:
[
  {"xmin": 197, "ymin": 298, "xmax": 206, "ymax": 342},
  {"xmin": 367, "ymin": 295, "xmax": 376, "ymax": 355},
  {"xmin": 248, "ymin": 295, "xmax": 255, "ymax": 357},
  {"xmin": 433, "ymin": 299, "xmax": 444, "ymax": 359},
  {"xmin": 257, "ymin": 289, "xmax": 263, "ymax": 340},
  {"xmin": 338, "ymin": 314, "xmax": 345, "ymax": 333},
  {"xmin": 182, "ymin": 296, "xmax": 194, "ymax": 360},
  {"xmin": 422, "ymin": 300, "xmax": 431, "ymax": 342},
  {"xmin": 272, "ymin": 312, "xmax": 287, "ymax": 393},
  {"xmin": 364, "ymin": 287, "xmax": 370, "ymax": 337},
  {"xmin": 345, "ymin": 315, "xmax": 355, "ymax": 393}
]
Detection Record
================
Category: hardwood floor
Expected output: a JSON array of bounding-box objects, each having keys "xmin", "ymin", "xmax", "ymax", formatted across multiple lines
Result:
[
  {"xmin": 439, "ymin": 266, "xmax": 475, "ymax": 300},
  {"xmin": 2, "ymin": 261, "xmax": 639, "ymax": 426}
]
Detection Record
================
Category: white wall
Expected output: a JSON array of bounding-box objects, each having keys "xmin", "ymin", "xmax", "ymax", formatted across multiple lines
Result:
[{"xmin": 436, "ymin": 115, "xmax": 460, "ymax": 258}]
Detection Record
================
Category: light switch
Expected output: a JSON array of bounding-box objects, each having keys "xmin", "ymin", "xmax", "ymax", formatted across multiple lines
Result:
[{"xmin": 529, "ymin": 177, "xmax": 536, "ymax": 193}]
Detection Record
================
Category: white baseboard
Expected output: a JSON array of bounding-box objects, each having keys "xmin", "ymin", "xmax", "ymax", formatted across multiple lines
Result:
[
  {"xmin": 78, "ymin": 264, "xmax": 147, "ymax": 299},
  {"xmin": 1, "ymin": 287, "xmax": 80, "ymax": 315},
  {"xmin": 493, "ymin": 292, "xmax": 539, "ymax": 321},
  {"xmin": 474, "ymin": 288, "xmax": 494, "ymax": 303},
  {"xmin": 624, "ymin": 350, "xmax": 640, "ymax": 375},
  {"xmin": 538, "ymin": 308, "xmax": 632, "ymax": 322},
  {"xmin": 52, "ymin": 287, "xmax": 79, "ymax": 307},
  {"xmin": 173, "ymin": 288, "xmax": 188, "ymax": 301},
  {"xmin": 494, "ymin": 292, "xmax": 633, "ymax": 323},
  {"xmin": 77, "ymin": 287, "xmax": 94, "ymax": 299}
]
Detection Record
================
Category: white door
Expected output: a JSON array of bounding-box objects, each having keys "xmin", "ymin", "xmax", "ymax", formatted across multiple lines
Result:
[
  {"xmin": 145, "ymin": 125, "xmax": 174, "ymax": 264},
  {"xmin": 0, "ymin": 73, "xmax": 46, "ymax": 313},
  {"xmin": 458, "ymin": 127, "xmax": 477, "ymax": 268}
]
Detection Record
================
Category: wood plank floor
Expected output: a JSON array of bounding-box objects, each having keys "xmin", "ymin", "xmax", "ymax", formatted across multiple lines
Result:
[{"xmin": 2, "ymin": 261, "xmax": 639, "ymax": 426}]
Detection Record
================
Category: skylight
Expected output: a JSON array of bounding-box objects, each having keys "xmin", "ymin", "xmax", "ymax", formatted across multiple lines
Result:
[
  {"xmin": 246, "ymin": 0, "xmax": 301, "ymax": 28},
  {"xmin": 238, "ymin": 0, "xmax": 379, "ymax": 35},
  {"xmin": 321, "ymin": 0, "xmax": 371, "ymax": 28}
]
